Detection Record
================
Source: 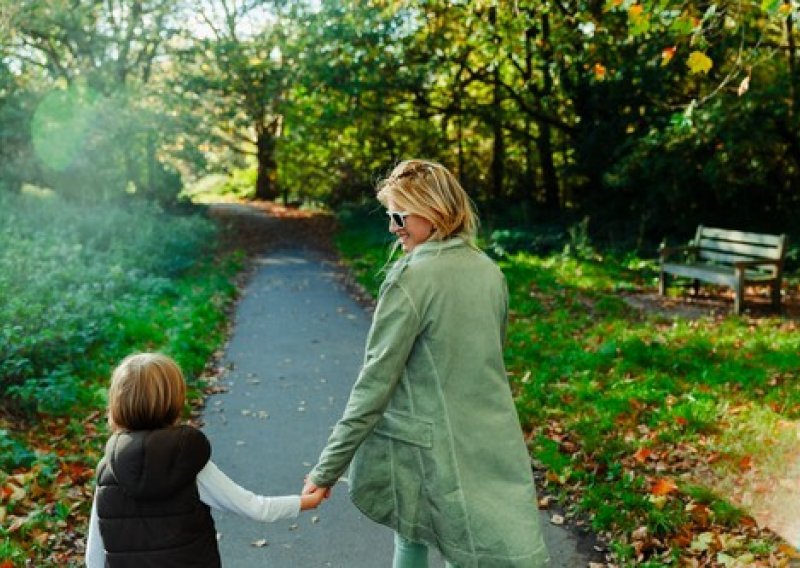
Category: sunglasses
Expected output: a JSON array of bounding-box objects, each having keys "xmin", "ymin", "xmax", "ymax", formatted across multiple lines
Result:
[{"xmin": 386, "ymin": 210, "xmax": 411, "ymax": 228}]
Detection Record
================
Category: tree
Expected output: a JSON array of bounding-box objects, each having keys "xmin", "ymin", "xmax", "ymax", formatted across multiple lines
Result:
[
  {"xmin": 3, "ymin": 0, "xmax": 183, "ymax": 201},
  {"xmin": 175, "ymin": 0, "xmax": 293, "ymax": 200}
]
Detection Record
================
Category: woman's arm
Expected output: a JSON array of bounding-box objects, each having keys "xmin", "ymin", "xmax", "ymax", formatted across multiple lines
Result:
[
  {"xmin": 307, "ymin": 281, "xmax": 422, "ymax": 487},
  {"xmin": 197, "ymin": 460, "xmax": 304, "ymax": 521},
  {"xmin": 85, "ymin": 494, "xmax": 104, "ymax": 568}
]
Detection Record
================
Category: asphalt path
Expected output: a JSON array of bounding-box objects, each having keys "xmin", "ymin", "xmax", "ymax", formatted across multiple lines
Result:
[{"xmin": 202, "ymin": 247, "xmax": 597, "ymax": 567}]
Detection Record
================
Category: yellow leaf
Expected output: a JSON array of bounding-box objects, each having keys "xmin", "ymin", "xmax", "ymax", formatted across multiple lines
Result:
[{"xmin": 687, "ymin": 51, "xmax": 713, "ymax": 75}]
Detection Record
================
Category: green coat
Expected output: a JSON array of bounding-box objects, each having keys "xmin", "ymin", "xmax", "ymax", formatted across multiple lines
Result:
[{"xmin": 309, "ymin": 238, "xmax": 548, "ymax": 567}]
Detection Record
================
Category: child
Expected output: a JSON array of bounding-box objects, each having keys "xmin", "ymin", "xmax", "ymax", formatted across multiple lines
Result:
[{"xmin": 85, "ymin": 352, "xmax": 326, "ymax": 567}]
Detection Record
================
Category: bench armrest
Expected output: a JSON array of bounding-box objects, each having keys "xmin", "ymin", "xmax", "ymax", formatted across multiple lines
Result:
[{"xmin": 659, "ymin": 245, "xmax": 697, "ymax": 261}]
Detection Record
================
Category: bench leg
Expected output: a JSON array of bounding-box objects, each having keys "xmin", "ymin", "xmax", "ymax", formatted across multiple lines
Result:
[
  {"xmin": 659, "ymin": 270, "xmax": 668, "ymax": 296},
  {"xmin": 692, "ymin": 279, "xmax": 700, "ymax": 296},
  {"xmin": 733, "ymin": 269, "xmax": 745, "ymax": 315},
  {"xmin": 772, "ymin": 279, "xmax": 782, "ymax": 310}
]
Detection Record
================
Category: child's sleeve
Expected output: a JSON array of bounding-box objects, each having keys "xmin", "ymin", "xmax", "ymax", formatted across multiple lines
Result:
[
  {"xmin": 85, "ymin": 493, "xmax": 105, "ymax": 567},
  {"xmin": 197, "ymin": 460, "xmax": 301, "ymax": 522}
]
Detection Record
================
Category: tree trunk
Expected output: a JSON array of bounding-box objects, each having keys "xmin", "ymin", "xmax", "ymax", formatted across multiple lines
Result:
[
  {"xmin": 538, "ymin": 121, "xmax": 560, "ymax": 209},
  {"xmin": 255, "ymin": 133, "xmax": 277, "ymax": 200},
  {"xmin": 538, "ymin": 11, "xmax": 560, "ymax": 210},
  {"xmin": 489, "ymin": 6, "xmax": 504, "ymax": 200},
  {"xmin": 784, "ymin": 4, "xmax": 800, "ymax": 194}
]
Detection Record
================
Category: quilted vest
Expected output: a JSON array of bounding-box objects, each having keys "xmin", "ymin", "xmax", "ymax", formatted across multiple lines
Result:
[{"xmin": 96, "ymin": 426, "xmax": 220, "ymax": 568}]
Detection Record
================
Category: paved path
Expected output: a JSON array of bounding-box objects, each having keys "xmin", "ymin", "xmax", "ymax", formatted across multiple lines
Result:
[{"xmin": 203, "ymin": 247, "xmax": 598, "ymax": 567}]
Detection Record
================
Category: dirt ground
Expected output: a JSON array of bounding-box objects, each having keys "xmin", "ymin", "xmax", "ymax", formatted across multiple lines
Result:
[{"xmin": 622, "ymin": 284, "xmax": 800, "ymax": 321}]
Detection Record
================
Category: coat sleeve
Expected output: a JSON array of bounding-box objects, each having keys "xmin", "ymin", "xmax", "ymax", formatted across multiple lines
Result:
[{"xmin": 308, "ymin": 280, "xmax": 421, "ymax": 487}]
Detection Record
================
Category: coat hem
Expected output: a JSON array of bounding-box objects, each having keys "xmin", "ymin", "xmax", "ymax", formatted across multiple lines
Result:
[{"xmin": 349, "ymin": 491, "xmax": 550, "ymax": 567}]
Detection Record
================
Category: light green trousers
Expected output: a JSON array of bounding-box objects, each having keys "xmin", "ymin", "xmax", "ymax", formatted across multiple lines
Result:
[{"xmin": 393, "ymin": 533, "xmax": 460, "ymax": 568}]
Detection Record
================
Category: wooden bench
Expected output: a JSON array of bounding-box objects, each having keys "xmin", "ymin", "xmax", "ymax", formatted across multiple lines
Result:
[{"xmin": 659, "ymin": 226, "xmax": 787, "ymax": 314}]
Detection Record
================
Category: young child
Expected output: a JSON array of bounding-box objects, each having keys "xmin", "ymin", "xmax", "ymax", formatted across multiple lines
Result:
[{"xmin": 85, "ymin": 352, "xmax": 326, "ymax": 567}]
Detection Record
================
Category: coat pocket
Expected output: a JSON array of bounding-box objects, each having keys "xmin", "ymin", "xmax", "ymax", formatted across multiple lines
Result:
[{"xmin": 374, "ymin": 410, "xmax": 433, "ymax": 449}]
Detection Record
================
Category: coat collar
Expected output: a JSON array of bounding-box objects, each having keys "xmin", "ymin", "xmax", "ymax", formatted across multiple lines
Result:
[{"xmin": 408, "ymin": 237, "xmax": 466, "ymax": 258}]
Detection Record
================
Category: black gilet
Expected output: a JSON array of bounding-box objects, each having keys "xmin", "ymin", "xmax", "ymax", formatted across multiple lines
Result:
[{"xmin": 95, "ymin": 425, "xmax": 220, "ymax": 567}]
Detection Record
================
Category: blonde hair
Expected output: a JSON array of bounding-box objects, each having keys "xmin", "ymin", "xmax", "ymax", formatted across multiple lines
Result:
[
  {"xmin": 107, "ymin": 352, "xmax": 186, "ymax": 431},
  {"xmin": 376, "ymin": 159, "xmax": 479, "ymax": 245}
]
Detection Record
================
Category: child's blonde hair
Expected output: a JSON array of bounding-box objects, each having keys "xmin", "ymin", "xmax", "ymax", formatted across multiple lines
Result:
[
  {"xmin": 107, "ymin": 352, "xmax": 186, "ymax": 431},
  {"xmin": 376, "ymin": 159, "xmax": 479, "ymax": 245}
]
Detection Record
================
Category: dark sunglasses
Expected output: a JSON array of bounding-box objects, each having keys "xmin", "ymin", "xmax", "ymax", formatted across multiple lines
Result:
[{"xmin": 386, "ymin": 210, "xmax": 411, "ymax": 228}]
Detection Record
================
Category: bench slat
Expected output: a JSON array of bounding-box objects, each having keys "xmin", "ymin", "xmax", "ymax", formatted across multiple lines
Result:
[
  {"xmin": 699, "ymin": 227, "xmax": 784, "ymax": 247},
  {"xmin": 662, "ymin": 262, "xmax": 778, "ymax": 284},
  {"xmin": 697, "ymin": 238, "xmax": 784, "ymax": 260},
  {"xmin": 698, "ymin": 251, "xmax": 781, "ymax": 271}
]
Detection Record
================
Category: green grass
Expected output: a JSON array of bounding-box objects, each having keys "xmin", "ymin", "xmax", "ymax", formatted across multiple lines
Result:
[{"xmin": 334, "ymin": 210, "xmax": 800, "ymax": 566}]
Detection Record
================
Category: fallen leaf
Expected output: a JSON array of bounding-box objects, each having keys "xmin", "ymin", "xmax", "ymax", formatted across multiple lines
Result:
[
  {"xmin": 550, "ymin": 514, "xmax": 564, "ymax": 525},
  {"xmin": 651, "ymin": 477, "xmax": 678, "ymax": 496},
  {"xmin": 251, "ymin": 538, "xmax": 268, "ymax": 547},
  {"xmin": 738, "ymin": 455, "xmax": 752, "ymax": 471},
  {"xmin": 779, "ymin": 543, "xmax": 800, "ymax": 558}
]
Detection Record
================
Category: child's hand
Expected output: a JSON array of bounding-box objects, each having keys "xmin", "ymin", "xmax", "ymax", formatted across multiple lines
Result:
[{"xmin": 300, "ymin": 487, "xmax": 328, "ymax": 510}]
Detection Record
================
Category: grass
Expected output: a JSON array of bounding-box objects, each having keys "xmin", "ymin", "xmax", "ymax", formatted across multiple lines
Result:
[
  {"xmin": 0, "ymin": 190, "xmax": 241, "ymax": 565},
  {"xmin": 334, "ymin": 209, "xmax": 800, "ymax": 566}
]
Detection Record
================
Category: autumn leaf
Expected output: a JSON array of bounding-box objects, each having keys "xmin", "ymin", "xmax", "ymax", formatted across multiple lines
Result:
[
  {"xmin": 778, "ymin": 543, "xmax": 800, "ymax": 559},
  {"xmin": 687, "ymin": 51, "xmax": 713, "ymax": 75},
  {"xmin": 661, "ymin": 46, "xmax": 677, "ymax": 66},
  {"xmin": 593, "ymin": 63, "xmax": 606, "ymax": 80},
  {"xmin": 633, "ymin": 447, "xmax": 651, "ymax": 463},
  {"xmin": 651, "ymin": 477, "xmax": 678, "ymax": 496},
  {"xmin": 738, "ymin": 455, "xmax": 752, "ymax": 471}
]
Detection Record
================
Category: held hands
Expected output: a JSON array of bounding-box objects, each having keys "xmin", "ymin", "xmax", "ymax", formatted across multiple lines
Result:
[{"xmin": 300, "ymin": 477, "xmax": 332, "ymax": 511}]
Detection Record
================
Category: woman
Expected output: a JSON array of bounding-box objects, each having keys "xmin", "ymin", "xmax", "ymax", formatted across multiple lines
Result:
[{"xmin": 304, "ymin": 160, "xmax": 548, "ymax": 567}]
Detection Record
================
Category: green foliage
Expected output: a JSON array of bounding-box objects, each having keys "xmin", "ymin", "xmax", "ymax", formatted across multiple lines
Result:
[
  {"xmin": 0, "ymin": 191, "xmax": 228, "ymax": 414},
  {"xmin": 0, "ymin": 429, "xmax": 36, "ymax": 471}
]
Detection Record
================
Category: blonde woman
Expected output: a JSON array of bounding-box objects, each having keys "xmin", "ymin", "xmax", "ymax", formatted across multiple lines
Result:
[
  {"xmin": 304, "ymin": 160, "xmax": 549, "ymax": 567},
  {"xmin": 86, "ymin": 352, "xmax": 326, "ymax": 567}
]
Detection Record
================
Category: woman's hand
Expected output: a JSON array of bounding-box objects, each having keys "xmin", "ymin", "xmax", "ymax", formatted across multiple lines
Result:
[
  {"xmin": 301, "ymin": 476, "xmax": 332, "ymax": 510},
  {"xmin": 300, "ymin": 486, "xmax": 328, "ymax": 510}
]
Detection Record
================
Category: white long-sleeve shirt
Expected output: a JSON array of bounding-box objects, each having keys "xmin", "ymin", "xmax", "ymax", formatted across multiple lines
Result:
[{"xmin": 85, "ymin": 460, "xmax": 301, "ymax": 567}]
